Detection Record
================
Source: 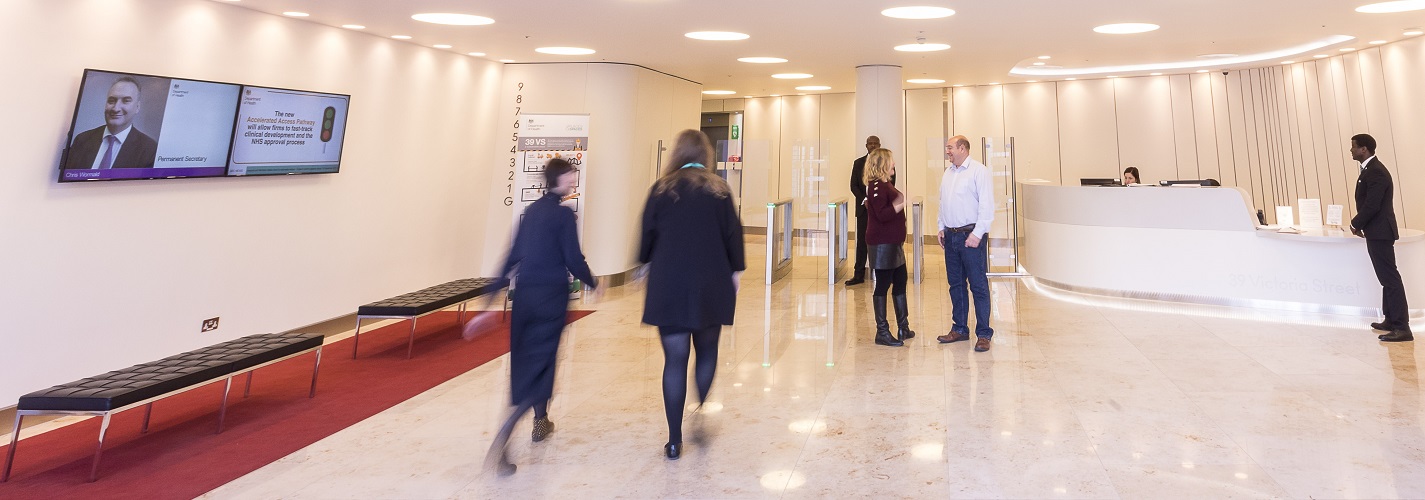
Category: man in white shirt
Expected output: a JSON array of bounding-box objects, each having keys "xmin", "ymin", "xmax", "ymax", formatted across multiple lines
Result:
[{"xmin": 935, "ymin": 135, "xmax": 996, "ymax": 352}]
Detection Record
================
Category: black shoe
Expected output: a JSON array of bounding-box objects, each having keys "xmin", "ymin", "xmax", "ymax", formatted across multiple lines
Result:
[
  {"xmin": 665, "ymin": 442, "xmax": 682, "ymax": 460},
  {"xmin": 495, "ymin": 453, "xmax": 517, "ymax": 476},
  {"xmin": 893, "ymin": 295, "xmax": 915, "ymax": 340},
  {"xmin": 845, "ymin": 276, "xmax": 865, "ymax": 286},
  {"xmin": 532, "ymin": 417, "xmax": 554, "ymax": 442},
  {"xmin": 1380, "ymin": 330, "xmax": 1414, "ymax": 342},
  {"xmin": 872, "ymin": 296, "xmax": 903, "ymax": 346},
  {"xmin": 1371, "ymin": 321, "xmax": 1393, "ymax": 331}
]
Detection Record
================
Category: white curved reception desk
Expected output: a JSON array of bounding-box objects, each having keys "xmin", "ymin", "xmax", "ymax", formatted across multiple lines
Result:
[{"xmin": 1021, "ymin": 184, "xmax": 1424, "ymax": 318}]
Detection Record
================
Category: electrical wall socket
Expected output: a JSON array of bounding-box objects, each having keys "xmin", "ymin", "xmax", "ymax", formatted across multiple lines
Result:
[{"xmin": 201, "ymin": 317, "xmax": 220, "ymax": 332}]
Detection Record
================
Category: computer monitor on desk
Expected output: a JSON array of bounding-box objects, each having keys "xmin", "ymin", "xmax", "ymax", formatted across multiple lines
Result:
[
  {"xmin": 1159, "ymin": 179, "xmax": 1220, "ymax": 186},
  {"xmin": 1080, "ymin": 178, "xmax": 1122, "ymax": 186}
]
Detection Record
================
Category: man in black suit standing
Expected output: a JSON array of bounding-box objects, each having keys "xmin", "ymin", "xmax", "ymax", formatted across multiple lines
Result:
[
  {"xmin": 847, "ymin": 135, "xmax": 881, "ymax": 285},
  {"xmin": 63, "ymin": 76, "xmax": 158, "ymax": 170},
  {"xmin": 1349, "ymin": 133, "xmax": 1411, "ymax": 342}
]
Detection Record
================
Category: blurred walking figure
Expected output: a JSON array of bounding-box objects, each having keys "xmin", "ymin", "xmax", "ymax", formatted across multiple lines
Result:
[
  {"xmin": 639, "ymin": 130, "xmax": 746, "ymax": 460},
  {"xmin": 862, "ymin": 148, "xmax": 914, "ymax": 346},
  {"xmin": 484, "ymin": 158, "xmax": 599, "ymax": 476}
]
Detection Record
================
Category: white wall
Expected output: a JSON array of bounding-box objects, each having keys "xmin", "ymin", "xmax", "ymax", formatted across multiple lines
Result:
[
  {"xmin": 478, "ymin": 63, "xmax": 701, "ymax": 277},
  {"xmin": 0, "ymin": 0, "xmax": 503, "ymax": 405}
]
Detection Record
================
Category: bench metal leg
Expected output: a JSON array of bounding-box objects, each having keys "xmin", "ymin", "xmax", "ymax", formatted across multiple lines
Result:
[
  {"xmin": 217, "ymin": 377, "xmax": 233, "ymax": 434},
  {"xmin": 142, "ymin": 403, "xmax": 153, "ymax": 434},
  {"xmin": 309, "ymin": 346, "xmax": 323, "ymax": 398},
  {"xmin": 2, "ymin": 413, "xmax": 22, "ymax": 482},
  {"xmin": 351, "ymin": 316, "xmax": 364, "ymax": 359},
  {"xmin": 88, "ymin": 413, "xmax": 111, "ymax": 482},
  {"xmin": 244, "ymin": 372, "xmax": 254, "ymax": 398},
  {"xmin": 406, "ymin": 318, "xmax": 418, "ymax": 359},
  {"xmin": 457, "ymin": 302, "xmax": 467, "ymax": 324}
]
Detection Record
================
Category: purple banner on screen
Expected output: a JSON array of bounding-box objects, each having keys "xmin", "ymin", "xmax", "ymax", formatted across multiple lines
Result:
[{"xmin": 61, "ymin": 167, "xmax": 227, "ymax": 181}]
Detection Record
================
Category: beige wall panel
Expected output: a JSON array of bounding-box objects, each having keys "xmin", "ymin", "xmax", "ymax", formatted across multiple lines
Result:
[
  {"xmin": 1226, "ymin": 70, "xmax": 1264, "ymax": 212},
  {"xmin": 1325, "ymin": 57, "xmax": 1360, "ymax": 221},
  {"xmin": 1189, "ymin": 74, "xmax": 1223, "ymax": 183},
  {"xmin": 1292, "ymin": 63, "xmax": 1327, "ymax": 203},
  {"xmin": 1380, "ymin": 38, "xmax": 1425, "ymax": 228},
  {"xmin": 1003, "ymin": 82, "xmax": 1062, "ymax": 186},
  {"xmin": 1309, "ymin": 61, "xmax": 1345, "ymax": 210},
  {"xmin": 779, "ymin": 95, "xmax": 822, "ymax": 229},
  {"xmin": 1114, "ymin": 76, "xmax": 1179, "ymax": 182},
  {"xmin": 1274, "ymin": 66, "xmax": 1304, "ymax": 203},
  {"xmin": 1208, "ymin": 74, "xmax": 1239, "ymax": 192},
  {"xmin": 1168, "ymin": 75, "xmax": 1200, "ymax": 181},
  {"xmin": 701, "ymin": 100, "xmax": 723, "ymax": 113},
  {"xmin": 905, "ymin": 88, "xmax": 946, "ymax": 237},
  {"xmin": 952, "ymin": 85, "xmax": 1006, "ymax": 164},
  {"xmin": 820, "ymin": 92, "xmax": 858, "ymax": 218},
  {"xmin": 1056, "ymin": 80, "xmax": 1121, "ymax": 182},
  {"xmin": 1356, "ymin": 47, "xmax": 1407, "ymax": 225},
  {"xmin": 741, "ymin": 97, "xmax": 781, "ymax": 226}
]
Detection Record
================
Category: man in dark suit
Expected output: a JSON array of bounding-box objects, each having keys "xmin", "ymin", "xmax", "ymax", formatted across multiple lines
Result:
[
  {"xmin": 63, "ymin": 76, "xmax": 157, "ymax": 170},
  {"xmin": 847, "ymin": 135, "xmax": 882, "ymax": 285},
  {"xmin": 1349, "ymin": 133, "xmax": 1411, "ymax": 342}
]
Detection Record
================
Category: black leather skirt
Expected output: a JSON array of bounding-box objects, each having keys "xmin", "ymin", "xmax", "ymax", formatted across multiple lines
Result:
[{"xmin": 868, "ymin": 243, "xmax": 905, "ymax": 270}]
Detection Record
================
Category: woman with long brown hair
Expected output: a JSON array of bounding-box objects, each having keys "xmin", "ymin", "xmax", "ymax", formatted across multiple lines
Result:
[
  {"xmin": 639, "ymin": 129, "xmax": 745, "ymax": 460},
  {"xmin": 863, "ymin": 148, "xmax": 915, "ymax": 346}
]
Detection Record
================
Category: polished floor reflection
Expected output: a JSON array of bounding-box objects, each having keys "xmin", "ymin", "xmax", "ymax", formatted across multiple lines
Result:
[{"xmin": 204, "ymin": 238, "xmax": 1424, "ymax": 499}]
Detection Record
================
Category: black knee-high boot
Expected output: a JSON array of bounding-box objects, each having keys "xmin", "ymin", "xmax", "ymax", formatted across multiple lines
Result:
[
  {"xmin": 873, "ymin": 296, "xmax": 902, "ymax": 346},
  {"xmin": 893, "ymin": 295, "xmax": 915, "ymax": 341}
]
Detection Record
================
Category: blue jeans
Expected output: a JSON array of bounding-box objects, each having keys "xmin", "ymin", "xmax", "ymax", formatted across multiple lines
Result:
[{"xmin": 943, "ymin": 231, "xmax": 993, "ymax": 338}]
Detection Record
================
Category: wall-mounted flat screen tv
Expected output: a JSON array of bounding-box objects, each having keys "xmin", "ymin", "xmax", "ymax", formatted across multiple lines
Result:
[
  {"xmin": 59, "ymin": 69, "xmax": 240, "ymax": 182},
  {"xmin": 227, "ymin": 86, "xmax": 350, "ymax": 176}
]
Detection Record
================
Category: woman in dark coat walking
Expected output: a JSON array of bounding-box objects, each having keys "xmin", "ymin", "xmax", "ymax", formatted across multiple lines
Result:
[
  {"xmin": 639, "ymin": 129, "xmax": 745, "ymax": 460},
  {"xmin": 485, "ymin": 158, "xmax": 598, "ymax": 475},
  {"xmin": 863, "ymin": 148, "xmax": 915, "ymax": 346}
]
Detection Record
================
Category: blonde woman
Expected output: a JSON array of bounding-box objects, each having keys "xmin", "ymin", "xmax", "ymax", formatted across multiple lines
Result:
[{"xmin": 862, "ymin": 148, "xmax": 915, "ymax": 346}]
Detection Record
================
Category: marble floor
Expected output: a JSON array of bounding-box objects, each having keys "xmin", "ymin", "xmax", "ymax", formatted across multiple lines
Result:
[{"xmin": 199, "ymin": 238, "xmax": 1425, "ymax": 499}]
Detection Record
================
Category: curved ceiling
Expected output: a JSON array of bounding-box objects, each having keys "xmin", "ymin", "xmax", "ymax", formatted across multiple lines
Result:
[{"xmin": 215, "ymin": 0, "xmax": 1425, "ymax": 96}]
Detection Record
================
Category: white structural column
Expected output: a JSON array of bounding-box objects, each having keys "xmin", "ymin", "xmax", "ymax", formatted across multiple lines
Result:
[{"xmin": 855, "ymin": 65, "xmax": 906, "ymax": 180}]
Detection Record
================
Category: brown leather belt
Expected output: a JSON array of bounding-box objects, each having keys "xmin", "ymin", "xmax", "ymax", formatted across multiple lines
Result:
[{"xmin": 946, "ymin": 224, "xmax": 975, "ymax": 233}]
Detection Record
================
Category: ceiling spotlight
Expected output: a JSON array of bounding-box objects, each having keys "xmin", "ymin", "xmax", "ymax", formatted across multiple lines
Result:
[
  {"xmin": 1281, "ymin": 60, "xmax": 1295, "ymax": 64},
  {"xmin": 772, "ymin": 73, "xmax": 813, "ymax": 79},
  {"xmin": 686, "ymin": 31, "xmax": 750, "ymax": 41},
  {"xmin": 1038, "ymin": 55, "xmax": 1052, "ymax": 60},
  {"xmin": 1341, "ymin": 47, "xmax": 1358, "ymax": 51},
  {"xmin": 894, "ymin": 42, "xmax": 951, "ymax": 52},
  {"xmin": 1026, "ymin": 80, "xmax": 1038, "ymax": 83},
  {"xmin": 1150, "ymin": 72, "xmax": 1163, "ymax": 75},
  {"xmin": 411, "ymin": 13, "xmax": 494, "ymax": 25},
  {"xmin": 499, "ymin": 59, "xmax": 515, "ymax": 63},
  {"xmin": 433, "ymin": 44, "xmax": 452, "ymax": 49},
  {"xmin": 282, "ymin": 11, "xmax": 309, "ymax": 17},
  {"xmin": 795, "ymin": 85, "xmax": 831, "ymax": 91},
  {"xmin": 536, "ymin": 47, "xmax": 596, "ymax": 55},
  {"xmin": 1066, "ymin": 77, "xmax": 1077, "ymax": 80},
  {"xmin": 702, "ymin": 90, "xmax": 737, "ymax": 95},
  {"xmin": 1093, "ymin": 23, "xmax": 1160, "ymax": 34},
  {"xmin": 1033, "ymin": 62, "xmax": 1046, "ymax": 66},
  {"xmin": 738, "ymin": 57, "xmax": 787, "ymax": 63},
  {"xmin": 1109, "ymin": 75, "xmax": 1120, "ymax": 78},
  {"xmin": 988, "ymin": 82, "xmax": 1000, "ymax": 85},
  {"xmin": 467, "ymin": 52, "xmax": 486, "ymax": 56},
  {"xmin": 952, "ymin": 84, "xmax": 964, "ymax": 87},
  {"xmin": 906, "ymin": 78, "xmax": 945, "ymax": 84},
  {"xmin": 1370, "ymin": 40, "xmax": 1388, "ymax": 44},
  {"xmin": 1195, "ymin": 69, "xmax": 1208, "ymax": 73},
  {"xmin": 1406, "ymin": 29, "xmax": 1425, "ymax": 35},
  {"xmin": 341, "ymin": 25, "xmax": 365, "ymax": 30},
  {"xmin": 391, "ymin": 35, "xmax": 412, "ymax": 40},
  {"xmin": 1356, "ymin": 0, "xmax": 1425, "ymax": 13},
  {"xmin": 881, "ymin": 6, "xmax": 956, "ymax": 19},
  {"xmin": 1314, "ymin": 54, "xmax": 1329, "ymax": 58}
]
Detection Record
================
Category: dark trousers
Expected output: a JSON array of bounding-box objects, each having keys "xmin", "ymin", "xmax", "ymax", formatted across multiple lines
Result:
[
  {"xmin": 852, "ymin": 211, "xmax": 868, "ymax": 277},
  {"xmin": 1367, "ymin": 239, "xmax": 1411, "ymax": 331},
  {"xmin": 944, "ymin": 231, "xmax": 993, "ymax": 338}
]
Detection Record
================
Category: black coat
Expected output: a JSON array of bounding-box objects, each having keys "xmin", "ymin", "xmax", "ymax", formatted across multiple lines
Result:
[
  {"xmin": 1352, "ymin": 157, "xmax": 1399, "ymax": 241},
  {"xmin": 500, "ymin": 192, "xmax": 597, "ymax": 288},
  {"xmin": 639, "ymin": 173, "xmax": 746, "ymax": 330}
]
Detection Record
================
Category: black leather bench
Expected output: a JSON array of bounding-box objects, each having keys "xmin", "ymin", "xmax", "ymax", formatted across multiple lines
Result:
[
  {"xmin": 2, "ymin": 332, "xmax": 323, "ymax": 482},
  {"xmin": 352, "ymin": 278, "xmax": 500, "ymax": 359}
]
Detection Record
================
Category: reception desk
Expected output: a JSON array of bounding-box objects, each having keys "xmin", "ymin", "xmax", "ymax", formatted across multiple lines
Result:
[{"xmin": 1021, "ymin": 184, "xmax": 1424, "ymax": 318}]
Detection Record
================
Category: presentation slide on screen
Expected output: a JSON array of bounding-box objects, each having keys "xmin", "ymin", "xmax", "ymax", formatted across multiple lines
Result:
[
  {"xmin": 60, "ymin": 70, "xmax": 236, "ymax": 181},
  {"xmin": 228, "ymin": 86, "xmax": 349, "ymax": 176}
]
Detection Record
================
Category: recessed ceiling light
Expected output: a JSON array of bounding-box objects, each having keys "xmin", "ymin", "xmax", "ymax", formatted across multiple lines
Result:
[
  {"xmin": 772, "ymin": 73, "xmax": 813, "ymax": 79},
  {"xmin": 952, "ymin": 84, "xmax": 964, "ymax": 87},
  {"xmin": 703, "ymin": 90, "xmax": 737, "ymax": 95},
  {"xmin": 1281, "ymin": 60, "xmax": 1295, "ymax": 64},
  {"xmin": 391, "ymin": 35, "xmax": 412, "ymax": 40},
  {"xmin": 1109, "ymin": 75, "xmax": 1120, "ymax": 78},
  {"xmin": 988, "ymin": 82, "xmax": 1000, "ymax": 85},
  {"xmin": 1026, "ymin": 80, "xmax": 1038, "ymax": 83},
  {"xmin": 467, "ymin": 52, "xmax": 486, "ymax": 56},
  {"xmin": 1356, "ymin": 1, "xmax": 1425, "ymax": 13},
  {"xmin": 433, "ymin": 44, "xmax": 452, "ymax": 49},
  {"xmin": 1341, "ymin": 47, "xmax": 1357, "ymax": 51},
  {"xmin": 499, "ymin": 59, "xmax": 515, "ymax": 63},
  {"xmin": 536, "ymin": 47, "xmax": 596, "ymax": 55},
  {"xmin": 1012, "ymin": 35, "xmax": 1354, "ymax": 77},
  {"xmin": 1370, "ymin": 40, "xmax": 1388, "ymax": 44},
  {"xmin": 283, "ymin": 11, "xmax": 309, "ymax": 17},
  {"xmin": 769, "ymin": 94, "xmax": 780, "ymax": 97},
  {"xmin": 795, "ymin": 85, "xmax": 831, "ymax": 91},
  {"xmin": 341, "ymin": 24, "xmax": 365, "ymax": 30},
  {"xmin": 686, "ymin": 31, "xmax": 749, "ymax": 41},
  {"xmin": 1038, "ymin": 55, "xmax": 1052, "ymax": 60},
  {"xmin": 411, "ymin": 13, "xmax": 494, "ymax": 25},
  {"xmin": 894, "ymin": 43, "xmax": 951, "ymax": 52},
  {"xmin": 1066, "ymin": 78, "xmax": 1078, "ymax": 80},
  {"xmin": 881, "ymin": 6, "xmax": 956, "ymax": 19},
  {"xmin": 1406, "ymin": 29, "xmax": 1425, "ymax": 36},
  {"xmin": 1150, "ymin": 72, "xmax": 1163, "ymax": 76},
  {"xmin": 1033, "ymin": 62, "xmax": 1046, "ymax": 66},
  {"xmin": 906, "ymin": 78, "xmax": 945, "ymax": 84},
  {"xmin": 1314, "ymin": 54, "xmax": 1329, "ymax": 58},
  {"xmin": 1195, "ymin": 69, "xmax": 1208, "ymax": 73},
  {"xmin": 738, "ymin": 57, "xmax": 787, "ymax": 63},
  {"xmin": 1093, "ymin": 23, "xmax": 1159, "ymax": 34}
]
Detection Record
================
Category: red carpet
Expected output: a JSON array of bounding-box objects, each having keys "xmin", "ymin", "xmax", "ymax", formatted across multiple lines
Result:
[{"xmin": 0, "ymin": 310, "xmax": 591, "ymax": 499}]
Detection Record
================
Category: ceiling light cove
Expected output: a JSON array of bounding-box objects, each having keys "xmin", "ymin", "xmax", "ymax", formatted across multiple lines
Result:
[
  {"xmin": 412, "ymin": 13, "xmax": 494, "ymax": 25},
  {"xmin": 282, "ymin": 11, "xmax": 308, "ymax": 17},
  {"xmin": 894, "ymin": 43, "xmax": 951, "ymax": 52},
  {"xmin": 468, "ymin": 52, "xmax": 486, "ymax": 56},
  {"xmin": 536, "ymin": 47, "xmax": 596, "ymax": 55},
  {"xmin": 433, "ymin": 44, "xmax": 452, "ymax": 49},
  {"xmin": 391, "ymin": 35, "xmax": 412, "ymax": 40},
  {"xmin": 1369, "ymin": 40, "xmax": 1388, "ymax": 44},
  {"xmin": 738, "ymin": 57, "xmax": 788, "ymax": 63},
  {"xmin": 1197, "ymin": 53, "xmax": 1239, "ymax": 58},
  {"xmin": 1038, "ymin": 55, "xmax": 1052, "ymax": 60},
  {"xmin": 772, "ymin": 73, "xmax": 813, "ymax": 79},
  {"xmin": 881, "ymin": 6, "xmax": 956, "ymax": 19},
  {"xmin": 1093, "ymin": 23, "xmax": 1159, "ymax": 34},
  {"xmin": 702, "ymin": 90, "xmax": 737, "ymax": 95},
  {"xmin": 906, "ymin": 78, "xmax": 945, "ymax": 84},
  {"xmin": 1356, "ymin": 0, "xmax": 1425, "ymax": 13},
  {"xmin": 1406, "ymin": 29, "xmax": 1425, "ymax": 35},
  {"xmin": 795, "ymin": 85, "xmax": 831, "ymax": 91},
  {"xmin": 1011, "ymin": 35, "xmax": 1354, "ymax": 77},
  {"xmin": 341, "ymin": 24, "xmax": 365, "ymax": 30},
  {"xmin": 686, "ymin": 31, "xmax": 750, "ymax": 41}
]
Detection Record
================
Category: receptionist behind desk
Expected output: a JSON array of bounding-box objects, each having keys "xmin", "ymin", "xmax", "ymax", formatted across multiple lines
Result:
[{"xmin": 1123, "ymin": 167, "xmax": 1141, "ymax": 186}]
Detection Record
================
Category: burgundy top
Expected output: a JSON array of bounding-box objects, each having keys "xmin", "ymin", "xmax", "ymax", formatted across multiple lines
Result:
[{"xmin": 864, "ymin": 178, "xmax": 906, "ymax": 245}]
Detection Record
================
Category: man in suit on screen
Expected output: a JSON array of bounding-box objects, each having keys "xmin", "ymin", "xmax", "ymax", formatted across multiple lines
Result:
[
  {"xmin": 63, "ymin": 76, "xmax": 157, "ymax": 170},
  {"xmin": 1349, "ymin": 133, "xmax": 1411, "ymax": 342}
]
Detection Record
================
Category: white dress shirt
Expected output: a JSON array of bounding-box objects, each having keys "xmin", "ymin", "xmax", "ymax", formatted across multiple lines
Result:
[
  {"xmin": 1360, "ymin": 155, "xmax": 1376, "ymax": 170},
  {"xmin": 90, "ymin": 125, "xmax": 134, "ymax": 170},
  {"xmin": 938, "ymin": 157, "xmax": 995, "ymax": 239}
]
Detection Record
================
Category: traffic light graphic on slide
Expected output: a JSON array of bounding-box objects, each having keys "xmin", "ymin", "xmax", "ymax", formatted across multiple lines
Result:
[{"xmin": 321, "ymin": 106, "xmax": 336, "ymax": 153}]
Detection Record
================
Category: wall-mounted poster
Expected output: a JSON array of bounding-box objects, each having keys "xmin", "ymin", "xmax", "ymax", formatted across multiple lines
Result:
[{"xmin": 513, "ymin": 114, "xmax": 590, "ymax": 235}]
